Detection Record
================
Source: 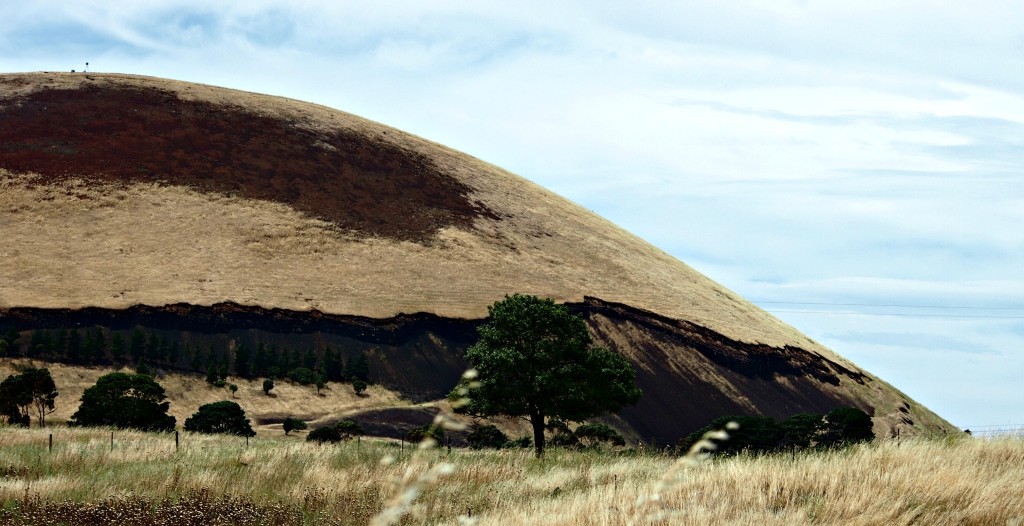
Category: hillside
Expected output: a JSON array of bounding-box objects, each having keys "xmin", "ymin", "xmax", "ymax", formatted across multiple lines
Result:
[{"xmin": 0, "ymin": 72, "xmax": 954, "ymax": 441}]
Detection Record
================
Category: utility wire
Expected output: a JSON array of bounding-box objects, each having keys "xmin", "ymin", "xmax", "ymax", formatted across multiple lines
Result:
[{"xmin": 755, "ymin": 301, "xmax": 1024, "ymax": 311}]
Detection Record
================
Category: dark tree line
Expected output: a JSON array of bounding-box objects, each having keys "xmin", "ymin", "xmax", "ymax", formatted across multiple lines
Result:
[{"xmin": 0, "ymin": 326, "xmax": 372, "ymax": 385}]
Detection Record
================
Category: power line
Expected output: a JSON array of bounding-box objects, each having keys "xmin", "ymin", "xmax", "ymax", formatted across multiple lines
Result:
[
  {"xmin": 755, "ymin": 301, "xmax": 1024, "ymax": 311},
  {"xmin": 764, "ymin": 309, "xmax": 1024, "ymax": 320}
]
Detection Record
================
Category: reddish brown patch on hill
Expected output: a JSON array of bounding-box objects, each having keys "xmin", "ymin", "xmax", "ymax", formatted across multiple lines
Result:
[{"xmin": 0, "ymin": 83, "xmax": 497, "ymax": 242}]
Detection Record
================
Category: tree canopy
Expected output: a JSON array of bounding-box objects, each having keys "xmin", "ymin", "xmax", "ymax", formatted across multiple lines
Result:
[
  {"xmin": 69, "ymin": 372, "xmax": 176, "ymax": 432},
  {"xmin": 455, "ymin": 294, "xmax": 641, "ymax": 457},
  {"xmin": 0, "ymin": 366, "xmax": 58, "ymax": 427},
  {"xmin": 184, "ymin": 400, "xmax": 255, "ymax": 437},
  {"xmin": 677, "ymin": 407, "xmax": 875, "ymax": 455}
]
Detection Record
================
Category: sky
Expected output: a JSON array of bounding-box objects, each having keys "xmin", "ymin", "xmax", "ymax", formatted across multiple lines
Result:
[{"xmin": 2, "ymin": 1, "xmax": 1022, "ymax": 431}]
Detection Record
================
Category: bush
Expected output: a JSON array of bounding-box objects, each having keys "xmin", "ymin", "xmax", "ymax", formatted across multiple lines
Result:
[
  {"xmin": 287, "ymin": 367, "xmax": 315, "ymax": 386},
  {"xmin": 466, "ymin": 424, "xmax": 508, "ymax": 449},
  {"xmin": 818, "ymin": 407, "xmax": 873, "ymax": 448},
  {"xmin": 306, "ymin": 425, "xmax": 342, "ymax": 443},
  {"xmin": 407, "ymin": 424, "xmax": 444, "ymax": 444},
  {"xmin": 335, "ymin": 419, "xmax": 364, "ymax": 438},
  {"xmin": 283, "ymin": 417, "xmax": 307, "ymax": 435},
  {"xmin": 184, "ymin": 401, "xmax": 255, "ymax": 437},
  {"xmin": 262, "ymin": 378, "xmax": 274, "ymax": 395},
  {"xmin": 574, "ymin": 423, "xmax": 625, "ymax": 447},
  {"xmin": 352, "ymin": 380, "xmax": 367, "ymax": 395}
]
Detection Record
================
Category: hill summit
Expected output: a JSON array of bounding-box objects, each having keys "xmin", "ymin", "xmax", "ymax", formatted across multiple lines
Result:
[{"xmin": 0, "ymin": 72, "xmax": 952, "ymax": 441}]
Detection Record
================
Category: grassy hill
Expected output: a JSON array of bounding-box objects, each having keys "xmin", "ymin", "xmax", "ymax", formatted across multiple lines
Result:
[{"xmin": 0, "ymin": 72, "xmax": 956, "ymax": 442}]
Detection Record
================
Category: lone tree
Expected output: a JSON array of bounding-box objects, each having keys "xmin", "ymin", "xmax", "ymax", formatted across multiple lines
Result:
[
  {"xmin": 184, "ymin": 400, "xmax": 255, "ymax": 437},
  {"xmin": 69, "ymin": 372, "xmax": 176, "ymax": 432},
  {"xmin": 454, "ymin": 294, "xmax": 641, "ymax": 457}
]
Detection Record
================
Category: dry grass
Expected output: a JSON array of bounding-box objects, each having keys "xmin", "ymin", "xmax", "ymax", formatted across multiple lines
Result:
[{"xmin": 0, "ymin": 425, "xmax": 1020, "ymax": 525}]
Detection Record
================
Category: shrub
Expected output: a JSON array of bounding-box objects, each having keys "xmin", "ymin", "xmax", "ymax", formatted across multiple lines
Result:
[
  {"xmin": 306, "ymin": 425, "xmax": 342, "ymax": 443},
  {"xmin": 283, "ymin": 417, "xmax": 307, "ymax": 436},
  {"xmin": 407, "ymin": 424, "xmax": 444, "ymax": 444},
  {"xmin": 262, "ymin": 378, "xmax": 274, "ymax": 395},
  {"xmin": 335, "ymin": 419, "xmax": 364, "ymax": 438},
  {"xmin": 287, "ymin": 367, "xmax": 315, "ymax": 386},
  {"xmin": 352, "ymin": 380, "xmax": 368, "ymax": 395},
  {"xmin": 466, "ymin": 424, "xmax": 508, "ymax": 449},
  {"xmin": 818, "ymin": 407, "xmax": 874, "ymax": 448},
  {"xmin": 574, "ymin": 423, "xmax": 625, "ymax": 447}
]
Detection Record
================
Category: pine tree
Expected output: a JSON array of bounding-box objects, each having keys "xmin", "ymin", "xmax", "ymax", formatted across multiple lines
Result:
[
  {"xmin": 349, "ymin": 351, "xmax": 370, "ymax": 383},
  {"xmin": 130, "ymin": 329, "xmax": 146, "ymax": 362},
  {"xmin": 109, "ymin": 333, "xmax": 126, "ymax": 363},
  {"xmin": 234, "ymin": 344, "xmax": 252, "ymax": 379},
  {"xmin": 53, "ymin": 328, "xmax": 68, "ymax": 360},
  {"xmin": 66, "ymin": 329, "xmax": 82, "ymax": 364},
  {"xmin": 169, "ymin": 340, "xmax": 181, "ymax": 367},
  {"xmin": 303, "ymin": 347, "xmax": 317, "ymax": 370},
  {"xmin": 253, "ymin": 342, "xmax": 271, "ymax": 378},
  {"xmin": 323, "ymin": 346, "xmax": 344, "ymax": 382}
]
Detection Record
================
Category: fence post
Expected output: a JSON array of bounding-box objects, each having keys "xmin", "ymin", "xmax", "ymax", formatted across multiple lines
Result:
[
  {"xmin": 447, "ymin": 436, "xmax": 451, "ymax": 454},
  {"xmin": 110, "ymin": 431, "xmax": 114, "ymax": 452},
  {"xmin": 49, "ymin": 433, "xmax": 53, "ymax": 453},
  {"xmin": 175, "ymin": 431, "xmax": 179, "ymax": 451}
]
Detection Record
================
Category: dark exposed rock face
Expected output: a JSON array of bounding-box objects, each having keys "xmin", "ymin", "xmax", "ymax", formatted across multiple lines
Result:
[{"xmin": 0, "ymin": 298, "xmax": 871, "ymax": 443}]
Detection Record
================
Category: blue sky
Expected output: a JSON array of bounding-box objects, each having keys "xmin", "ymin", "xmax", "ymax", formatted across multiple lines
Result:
[{"xmin": 3, "ymin": 1, "xmax": 1022, "ymax": 431}]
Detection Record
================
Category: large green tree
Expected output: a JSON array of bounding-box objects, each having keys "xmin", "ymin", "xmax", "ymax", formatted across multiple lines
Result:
[
  {"xmin": 69, "ymin": 372, "xmax": 176, "ymax": 432},
  {"xmin": 455, "ymin": 294, "xmax": 641, "ymax": 457},
  {"xmin": 184, "ymin": 401, "xmax": 255, "ymax": 437}
]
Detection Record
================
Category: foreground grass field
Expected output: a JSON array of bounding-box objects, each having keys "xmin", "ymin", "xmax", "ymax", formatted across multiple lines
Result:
[{"xmin": 0, "ymin": 426, "xmax": 1021, "ymax": 525}]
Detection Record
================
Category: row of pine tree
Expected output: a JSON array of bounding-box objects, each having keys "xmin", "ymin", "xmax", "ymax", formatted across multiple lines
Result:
[{"xmin": 0, "ymin": 327, "xmax": 369, "ymax": 383}]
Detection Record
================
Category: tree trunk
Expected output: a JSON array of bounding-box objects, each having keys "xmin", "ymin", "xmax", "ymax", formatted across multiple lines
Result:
[{"xmin": 531, "ymin": 409, "xmax": 546, "ymax": 458}]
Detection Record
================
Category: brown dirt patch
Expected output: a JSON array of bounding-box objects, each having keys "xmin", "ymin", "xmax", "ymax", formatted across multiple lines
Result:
[{"xmin": 0, "ymin": 83, "xmax": 496, "ymax": 242}]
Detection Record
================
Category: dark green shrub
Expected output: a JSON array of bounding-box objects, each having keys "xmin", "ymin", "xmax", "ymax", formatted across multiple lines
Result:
[
  {"xmin": 262, "ymin": 378, "xmax": 274, "ymax": 395},
  {"xmin": 287, "ymin": 367, "xmax": 315, "ymax": 385},
  {"xmin": 407, "ymin": 424, "xmax": 444, "ymax": 443},
  {"xmin": 335, "ymin": 419, "xmax": 364, "ymax": 438},
  {"xmin": 352, "ymin": 380, "xmax": 367, "ymax": 395},
  {"xmin": 466, "ymin": 424, "xmax": 508, "ymax": 449},
  {"xmin": 574, "ymin": 423, "xmax": 625, "ymax": 447},
  {"xmin": 306, "ymin": 425, "xmax": 342, "ymax": 443},
  {"xmin": 818, "ymin": 407, "xmax": 874, "ymax": 448},
  {"xmin": 283, "ymin": 417, "xmax": 307, "ymax": 435}
]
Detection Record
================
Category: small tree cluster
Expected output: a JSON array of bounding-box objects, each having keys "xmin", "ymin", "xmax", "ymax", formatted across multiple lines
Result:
[
  {"xmin": 0, "ymin": 366, "xmax": 58, "ymax": 427},
  {"xmin": 677, "ymin": 407, "xmax": 874, "ymax": 456}
]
